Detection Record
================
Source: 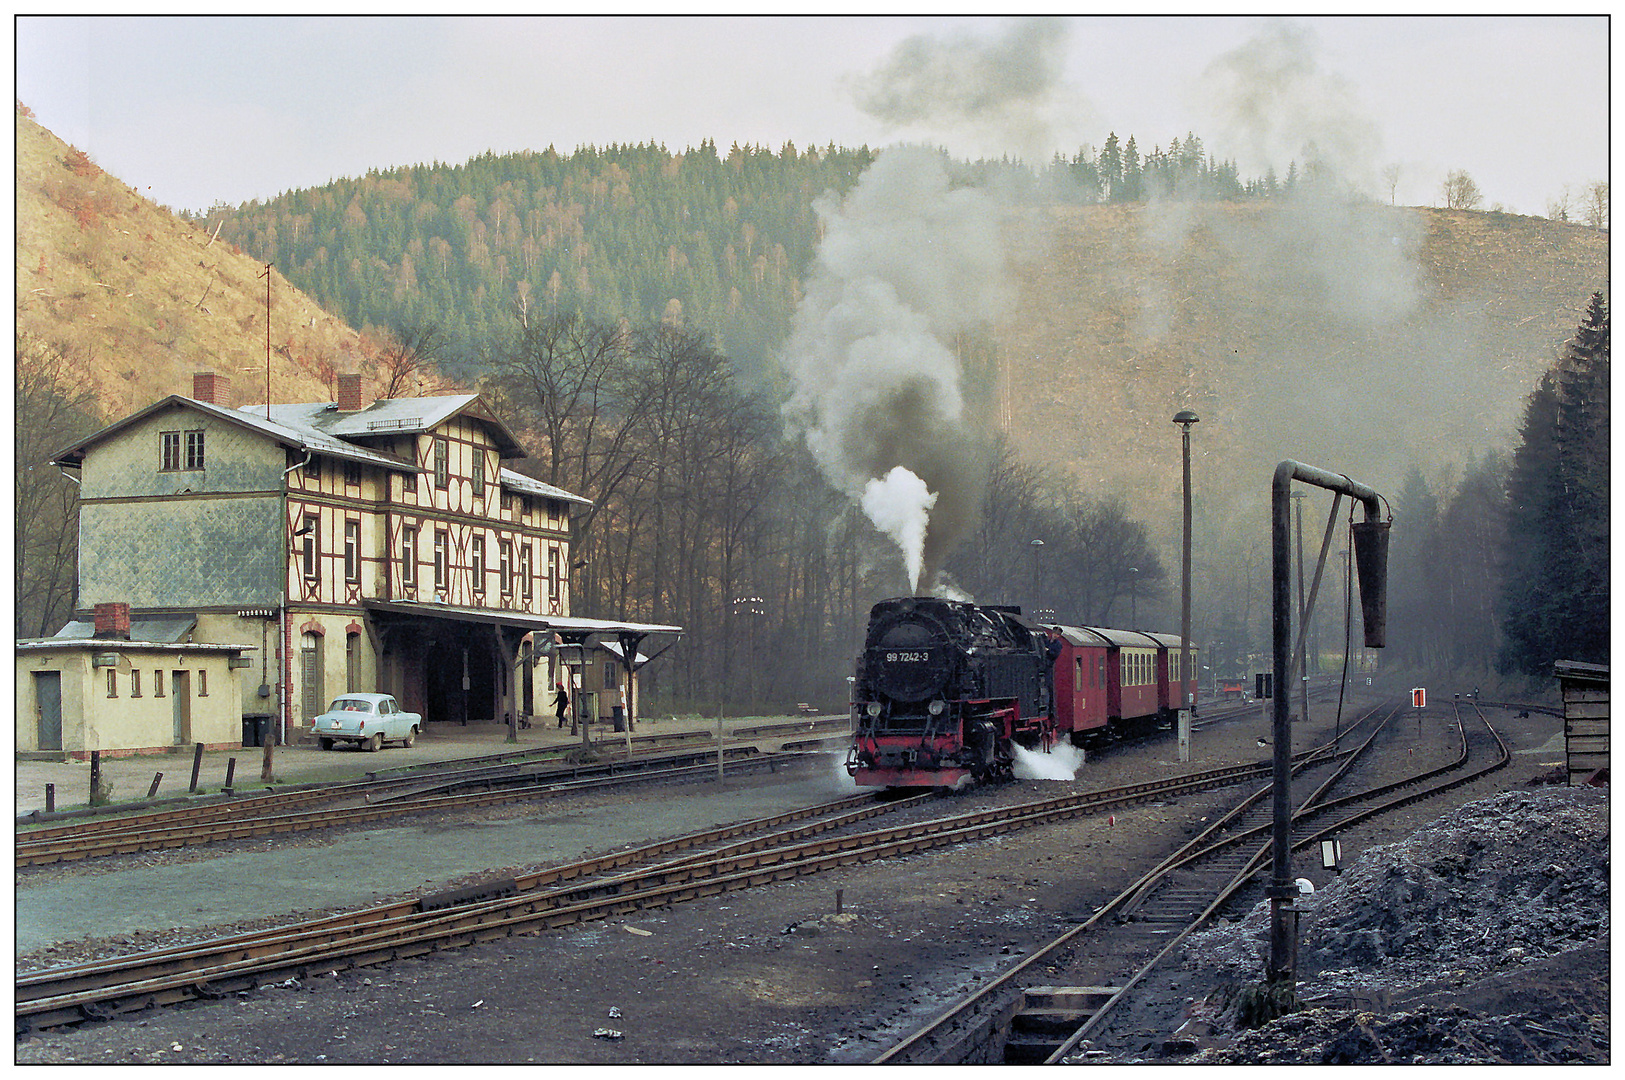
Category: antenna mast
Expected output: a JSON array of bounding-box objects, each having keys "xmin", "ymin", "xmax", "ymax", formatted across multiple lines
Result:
[{"xmin": 258, "ymin": 263, "xmax": 272, "ymax": 413}]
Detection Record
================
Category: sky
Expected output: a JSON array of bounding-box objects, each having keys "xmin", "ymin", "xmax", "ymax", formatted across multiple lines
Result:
[{"xmin": 12, "ymin": 15, "xmax": 1611, "ymax": 218}]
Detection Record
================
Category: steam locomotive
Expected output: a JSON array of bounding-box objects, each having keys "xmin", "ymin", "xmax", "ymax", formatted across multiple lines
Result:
[{"xmin": 847, "ymin": 596, "xmax": 1198, "ymax": 788}]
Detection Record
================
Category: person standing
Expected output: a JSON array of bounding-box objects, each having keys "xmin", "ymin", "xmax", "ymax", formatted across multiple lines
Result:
[{"xmin": 553, "ymin": 682, "xmax": 570, "ymax": 729}]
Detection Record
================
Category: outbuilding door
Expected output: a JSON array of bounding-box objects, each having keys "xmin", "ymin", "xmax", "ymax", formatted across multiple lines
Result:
[
  {"xmin": 172, "ymin": 670, "xmax": 192, "ymax": 744},
  {"xmin": 33, "ymin": 672, "xmax": 61, "ymax": 751}
]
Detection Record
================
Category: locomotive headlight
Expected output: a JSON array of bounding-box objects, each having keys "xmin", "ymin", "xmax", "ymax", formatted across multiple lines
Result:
[
  {"xmin": 927, "ymin": 699, "xmax": 946, "ymax": 716},
  {"xmin": 866, "ymin": 702, "xmax": 882, "ymax": 717}
]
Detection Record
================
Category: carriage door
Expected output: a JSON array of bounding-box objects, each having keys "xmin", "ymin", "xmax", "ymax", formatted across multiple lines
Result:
[
  {"xmin": 172, "ymin": 670, "xmax": 192, "ymax": 745},
  {"xmin": 34, "ymin": 672, "xmax": 62, "ymax": 751}
]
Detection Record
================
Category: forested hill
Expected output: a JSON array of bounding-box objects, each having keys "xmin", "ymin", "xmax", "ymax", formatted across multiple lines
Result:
[{"xmin": 208, "ymin": 140, "xmax": 878, "ymax": 382}]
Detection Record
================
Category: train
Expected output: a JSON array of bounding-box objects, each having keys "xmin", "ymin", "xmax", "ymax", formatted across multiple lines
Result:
[{"xmin": 846, "ymin": 596, "xmax": 1198, "ymax": 788}]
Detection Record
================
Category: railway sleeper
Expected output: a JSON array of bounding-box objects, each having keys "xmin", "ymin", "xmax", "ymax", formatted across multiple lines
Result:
[{"xmin": 1002, "ymin": 986, "xmax": 1121, "ymax": 1064}]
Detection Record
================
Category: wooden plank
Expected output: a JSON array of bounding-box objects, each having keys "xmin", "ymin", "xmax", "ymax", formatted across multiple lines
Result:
[
  {"xmin": 1561, "ymin": 686, "xmax": 1610, "ymax": 702},
  {"xmin": 1563, "ymin": 702, "xmax": 1611, "ymax": 721},
  {"xmin": 1566, "ymin": 736, "xmax": 1610, "ymax": 754},
  {"xmin": 1565, "ymin": 719, "xmax": 1611, "ymax": 737}
]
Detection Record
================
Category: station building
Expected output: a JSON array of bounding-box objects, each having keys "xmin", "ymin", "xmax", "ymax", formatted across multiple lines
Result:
[{"xmin": 24, "ymin": 371, "xmax": 678, "ymax": 754}]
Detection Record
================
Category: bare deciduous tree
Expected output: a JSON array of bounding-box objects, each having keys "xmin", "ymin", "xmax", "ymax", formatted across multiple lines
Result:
[
  {"xmin": 1580, "ymin": 180, "xmax": 1609, "ymax": 229},
  {"xmin": 374, "ymin": 322, "xmax": 447, "ymax": 399},
  {"xmin": 1440, "ymin": 170, "xmax": 1483, "ymax": 211},
  {"xmin": 16, "ymin": 334, "xmax": 101, "ymax": 636},
  {"xmin": 1547, "ymin": 186, "xmax": 1574, "ymax": 222},
  {"xmin": 1381, "ymin": 163, "xmax": 1402, "ymax": 206}
]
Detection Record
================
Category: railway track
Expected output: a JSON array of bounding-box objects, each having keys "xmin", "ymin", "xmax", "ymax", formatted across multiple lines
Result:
[
  {"xmin": 874, "ymin": 699, "xmax": 1509, "ymax": 1064},
  {"xmin": 17, "ymin": 741, "xmax": 1338, "ymax": 1034},
  {"xmin": 14, "ymin": 744, "xmax": 791, "ymax": 867}
]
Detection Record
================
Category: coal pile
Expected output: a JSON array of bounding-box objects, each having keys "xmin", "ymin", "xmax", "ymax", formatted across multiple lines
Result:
[{"xmin": 1180, "ymin": 787, "xmax": 1609, "ymax": 1063}]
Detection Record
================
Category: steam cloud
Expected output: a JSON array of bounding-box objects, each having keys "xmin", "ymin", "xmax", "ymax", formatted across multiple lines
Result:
[
  {"xmin": 781, "ymin": 145, "xmax": 1009, "ymax": 594},
  {"xmin": 1011, "ymin": 740, "xmax": 1087, "ymax": 781},
  {"xmin": 784, "ymin": 21, "xmax": 1071, "ymax": 594},
  {"xmin": 861, "ymin": 466, "xmax": 938, "ymax": 593},
  {"xmin": 851, "ymin": 17, "xmax": 1078, "ymax": 161},
  {"xmin": 1195, "ymin": 20, "xmax": 1383, "ymax": 195}
]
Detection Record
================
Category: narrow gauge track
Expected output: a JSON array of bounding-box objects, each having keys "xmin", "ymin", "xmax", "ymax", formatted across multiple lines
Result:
[
  {"xmin": 17, "ymin": 745, "xmax": 1338, "ymax": 1034},
  {"xmin": 15, "ymin": 744, "xmax": 781, "ymax": 867},
  {"xmin": 874, "ymin": 700, "xmax": 1509, "ymax": 1065}
]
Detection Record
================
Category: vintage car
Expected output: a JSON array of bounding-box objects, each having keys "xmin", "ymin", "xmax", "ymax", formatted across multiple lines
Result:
[{"xmin": 311, "ymin": 693, "xmax": 422, "ymax": 751}]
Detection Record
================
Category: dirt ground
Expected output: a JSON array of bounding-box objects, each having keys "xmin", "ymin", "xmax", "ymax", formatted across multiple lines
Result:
[{"xmin": 15, "ymin": 698, "xmax": 1596, "ymax": 1065}]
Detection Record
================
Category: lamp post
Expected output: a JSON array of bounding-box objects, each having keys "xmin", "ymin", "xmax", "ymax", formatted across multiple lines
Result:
[
  {"xmin": 1029, "ymin": 538, "xmax": 1045, "ymax": 614},
  {"xmin": 1173, "ymin": 410, "xmax": 1199, "ymax": 710}
]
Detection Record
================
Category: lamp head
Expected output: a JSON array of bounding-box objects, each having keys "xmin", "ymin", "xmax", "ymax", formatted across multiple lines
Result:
[{"xmin": 1173, "ymin": 409, "xmax": 1200, "ymax": 429}]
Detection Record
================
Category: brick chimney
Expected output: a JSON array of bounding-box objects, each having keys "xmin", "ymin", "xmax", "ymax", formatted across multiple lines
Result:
[
  {"xmin": 336, "ymin": 373, "xmax": 365, "ymax": 412},
  {"xmin": 193, "ymin": 370, "xmax": 232, "ymax": 406},
  {"xmin": 93, "ymin": 602, "xmax": 132, "ymax": 641}
]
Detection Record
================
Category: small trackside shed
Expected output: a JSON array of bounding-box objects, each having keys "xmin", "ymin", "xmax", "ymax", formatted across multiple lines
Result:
[{"xmin": 1554, "ymin": 660, "xmax": 1609, "ymax": 786}]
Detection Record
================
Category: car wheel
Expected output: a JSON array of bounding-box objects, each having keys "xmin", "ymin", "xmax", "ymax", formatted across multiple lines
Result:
[
  {"xmin": 319, "ymin": 737, "xmax": 333, "ymax": 751},
  {"xmin": 402, "ymin": 727, "xmax": 417, "ymax": 748},
  {"xmin": 368, "ymin": 733, "xmax": 383, "ymax": 752}
]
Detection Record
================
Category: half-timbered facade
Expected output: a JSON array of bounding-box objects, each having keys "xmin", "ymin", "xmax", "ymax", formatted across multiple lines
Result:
[{"xmin": 48, "ymin": 372, "xmax": 676, "ymax": 745}]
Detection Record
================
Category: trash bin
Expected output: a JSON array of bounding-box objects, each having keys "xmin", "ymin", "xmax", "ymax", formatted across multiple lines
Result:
[
  {"xmin": 242, "ymin": 714, "xmax": 272, "ymax": 747},
  {"xmin": 612, "ymin": 706, "xmax": 625, "ymax": 732}
]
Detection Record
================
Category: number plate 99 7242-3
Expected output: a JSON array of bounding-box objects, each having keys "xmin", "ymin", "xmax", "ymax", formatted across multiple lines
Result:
[{"xmin": 886, "ymin": 651, "xmax": 930, "ymax": 663}]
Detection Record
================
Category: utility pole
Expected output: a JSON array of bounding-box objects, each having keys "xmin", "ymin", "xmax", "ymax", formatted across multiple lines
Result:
[{"xmin": 1173, "ymin": 411, "xmax": 1199, "ymax": 712}]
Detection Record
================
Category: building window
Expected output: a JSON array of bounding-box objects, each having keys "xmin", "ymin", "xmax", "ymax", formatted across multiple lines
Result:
[
  {"xmin": 548, "ymin": 547, "xmax": 560, "ymax": 601},
  {"xmin": 106, "ymin": 669, "xmax": 117, "ymax": 698},
  {"xmin": 131, "ymin": 669, "xmax": 142, "ymax": 697},
  {"xmin": 155, "ymin": 669, "xmax": 165, "ymax": 697},
  {"xmin": 344, "ymin": 459, "xmax": 361, "ymax": 489},
  {"xmin": 305, "ymin": 454, "xmax": 321, "ymax": 484},
  {"xmin": 433, "ymin": 437, "xmax": 449, "ymax": 489},
  {"xmin": 344, "ymin": 519, "xmax": 360, "ymax": 583},
  {"xmin": 472, "ymin": 536, "xmax": 485, "ymax": 594},
  {"xmin": 500, "ymin": 540, "xmax": 513, "ymax": 595},
  {"xmin": 520, "ymin": 543, "xmax": 533, "ymax": 599},
  {"xmin": 402, "ymin": 526, "xmax": 418, "ymax": 586},
  {"xmin": 161, "ymin": 429, "xmax": 206, "ymax": 471},
  {"xmin": 198, "ymin": 669, "xmax": 208, "ymax": 697},
  {"xmin": 472, "ymin": 451, "xmax": 485, "ymax": 498},
  {"xmin": 433, "ymin": 529, "xmax": 448, "ymax": 588},
  {"xmin": 301, "ymin": 514, "xmax": 319, "ymax": 580}
]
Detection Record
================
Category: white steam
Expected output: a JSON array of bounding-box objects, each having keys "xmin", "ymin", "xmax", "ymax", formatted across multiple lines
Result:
[
  {"xmin": 1011, "ymin": 741, "xmax": 1087, "ymax": 781},
  {"xmin": 781, "ymin": 145, "xmax": 1010, "ymax": 591},
  {"xmin": 861, "ymin": 466, "xmax": 937, "ymax": 593}
]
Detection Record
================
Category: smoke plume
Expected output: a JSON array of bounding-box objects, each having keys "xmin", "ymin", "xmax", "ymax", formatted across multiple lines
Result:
[
  {"xmin": 1195, "ymin": 20, "xmax": 1384, "ymax": 197},
  {"xmin": 781, "ymin": 145, "xmax": 1011, "ymax": 593},
  {"xmin": 783, "ymin": 21, "xmax": 1080, "ymax": 594}
]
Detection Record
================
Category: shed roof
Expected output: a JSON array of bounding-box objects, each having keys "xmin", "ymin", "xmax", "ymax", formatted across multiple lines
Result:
[{"xmin": 54, "ymin": 615, "xmax": 198, "ymax": 643}]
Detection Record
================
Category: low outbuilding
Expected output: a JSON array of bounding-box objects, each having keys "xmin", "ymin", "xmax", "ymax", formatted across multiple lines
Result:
[{"xmin": 17, "ymin": 603, "xmax": 254, "ymax": 759}]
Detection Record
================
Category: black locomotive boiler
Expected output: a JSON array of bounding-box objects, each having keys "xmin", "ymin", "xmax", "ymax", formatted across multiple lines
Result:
[{"xmin": 847, "ymin": 596, "xmax": 1198, "ymax": 788}]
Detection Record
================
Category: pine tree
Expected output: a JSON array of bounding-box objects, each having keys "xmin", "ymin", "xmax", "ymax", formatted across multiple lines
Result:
[{"xmin": 1499, "ymin": 292, "xmax": 1609, "ymax": 674}]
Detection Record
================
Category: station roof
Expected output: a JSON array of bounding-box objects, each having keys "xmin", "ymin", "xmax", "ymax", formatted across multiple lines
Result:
[{"xmin": 363, "ymin": 600, "xmax": 680, "ymax": 639}]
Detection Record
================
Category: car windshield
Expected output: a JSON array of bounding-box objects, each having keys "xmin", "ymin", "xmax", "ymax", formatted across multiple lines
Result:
[{"xmin": 330, "ymin": 699, "xmax": 373, "ymax": 713}]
